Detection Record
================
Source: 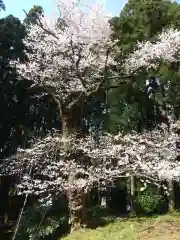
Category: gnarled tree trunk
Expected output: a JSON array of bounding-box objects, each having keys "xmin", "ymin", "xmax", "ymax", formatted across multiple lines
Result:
[
  {"xmin": 60, "ymin": 101, "xmax": 86, "ymax": 138},
  {"xmin": 61, "ymin": 110, "xmax": 74, "ymax": 137},
  {"xmin": 67, "ymin": 186, "xmax": 88, "ymax": 232},
  {"xmin": 60, "ymin": 104, "xmax": 74, "ymax": 137},
  {"xmin": 59, "ymin": 102, "xmax": 88, "ymax": 231}
]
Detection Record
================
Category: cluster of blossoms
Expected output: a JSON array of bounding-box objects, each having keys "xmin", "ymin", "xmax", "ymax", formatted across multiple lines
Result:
[
  {"xmin": 123, "ymin": 28, "xmax": 180, "ymax": 74},
  {"xmin": 1, "ymin": 121, "xmax": 179, "ymax": 196},
  {"xmin": 10, "ymin": 0, "xmax": 116, "ymax": 103}
]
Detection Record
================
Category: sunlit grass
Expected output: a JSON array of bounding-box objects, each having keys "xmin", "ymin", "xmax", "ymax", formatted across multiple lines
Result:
[{"xmin": 61, "ymin": 213, "xmax": 180, "ymax": 240}]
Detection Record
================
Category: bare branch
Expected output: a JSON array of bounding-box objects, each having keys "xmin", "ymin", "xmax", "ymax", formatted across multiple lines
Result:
[{"xmin": 87, "ymin": 48, "xmax": 110, "ymax": 96}]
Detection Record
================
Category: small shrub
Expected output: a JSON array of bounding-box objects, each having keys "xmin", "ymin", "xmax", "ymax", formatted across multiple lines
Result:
[
  {"xmin": 135, "ymin": 186, "xmax": 167, "ymax": 215},
  {"xmin": 87, "ymin": 205, "xmax": 110, "ymax": 228}
]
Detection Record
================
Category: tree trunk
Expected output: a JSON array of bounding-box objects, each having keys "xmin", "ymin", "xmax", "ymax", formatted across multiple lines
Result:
[
  {"xmin": 60, "ymin": 102, "xmax": 84, "ymax": 137},
  {"xmin": 61, "ymin": 110, "xmax": 74, "ymax": 137},
  {"xmin": 59, "ymin": 103, "xmax": 88, "ymax": 231},
  {"xmin": 68, "ymin": 186, "xmax": 88, "ymax": 232}
]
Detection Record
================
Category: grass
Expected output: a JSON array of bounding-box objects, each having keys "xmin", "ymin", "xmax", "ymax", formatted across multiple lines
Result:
[{"xmin": 61, "ymin": 213, "xmax": 180, "ymax": 240}]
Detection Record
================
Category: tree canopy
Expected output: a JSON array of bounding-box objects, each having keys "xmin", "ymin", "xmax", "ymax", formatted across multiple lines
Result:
[{"xmin": 0, "ymin": 0, "xmax": 5, "ymax": 11}]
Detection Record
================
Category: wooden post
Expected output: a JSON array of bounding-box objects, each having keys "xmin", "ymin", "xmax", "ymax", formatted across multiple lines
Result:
[
  {"xmin": 130, "ymin": 175, "xmax": 135, "ymax": 214},
  {"xmin": 168, "ymin": 180, "xmax": 175, "ymax": 212}
]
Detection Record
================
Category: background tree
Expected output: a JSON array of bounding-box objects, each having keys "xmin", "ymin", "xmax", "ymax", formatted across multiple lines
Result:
[
  {"xmin": 0, "ymin": 13, "xmax": 61, "ymax": 238},
  {"xmin": 110, "ymin": 0, "xmax": 178, "ymax": 58},
  {"xmin": 0, "ymin": 15, "xmax": 27, "ymax": 157},
  {"xmin": 106, "ymin": 0, "xmax": 180, "ymax": 133},
  {"xmin": 23, "ymin": 5, "xmax": 44, "ymax": 26},
  {"xmin": 0, "ymin": 13, "xmax": 59, "ymax": 158},
  {"xmin": 0, "ymin": 0, "xmax": 5, "ymax": 11}
]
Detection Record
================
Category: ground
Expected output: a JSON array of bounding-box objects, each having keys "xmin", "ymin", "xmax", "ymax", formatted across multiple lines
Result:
[{"xmin": 61, "ymin": 214, "xmax": 180, "ymax": 240}]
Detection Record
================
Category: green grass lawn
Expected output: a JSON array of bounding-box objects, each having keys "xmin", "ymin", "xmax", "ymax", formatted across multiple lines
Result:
[{"xmin": 62, "ymin": 214, "xmax": 180, "ymax": 240}]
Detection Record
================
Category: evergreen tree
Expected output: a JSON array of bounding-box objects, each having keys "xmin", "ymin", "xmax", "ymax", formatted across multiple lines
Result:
[
  {"xmin": 0, "ymin": 0, "xmax": 5, "ymax": 11},
  {"xmin": 23, "ymin": 5, "xmax": 44, "ymax": 27},
  {"xmin": 107, "ymin": 0, "xmax": 180, "ymax": 133}
]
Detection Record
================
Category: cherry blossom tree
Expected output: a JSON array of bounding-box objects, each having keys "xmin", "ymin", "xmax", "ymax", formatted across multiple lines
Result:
[
  {"xmin": 121, "ymin": 27, "xmax": 180, "ymax": 211},
  {"xmin": 4, "ymin": 0, "xmax": 180, "ymax": 233},
  {"xmin": 8, "ymin": 0, "xmax": 120, "ymax": 230},
  {"xmin": 123, "ymin": 28, "xmax": 180, "ymax": 74},
  {"xmin": 10, "ymin": 0, "xmax": 117, "ymax": 138},
  {"xmin": 2, "ymin": 122, "xmax": 180, "ymax": 194}
]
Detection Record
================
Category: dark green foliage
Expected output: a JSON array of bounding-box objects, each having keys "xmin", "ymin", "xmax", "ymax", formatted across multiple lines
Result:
[
  {"xmin": 0, "ymin": 14, "xmax": 60, "ymax": 158},
  {"xmin": 87, "ymin": 205, "xmax": 111, "ymax": 228},
  {"xmin": 0, "ymin": 15, "xmax": 26, "ymax": 157},
  {"xmin": 106, "ymin": 75, "xmax": 168, "ymax": 133},
  {"xmin": 108, "ymin": 180, "xmax": 128, "ymax": 214},
  {"xmin": 82, "ymin": 92, "xmax": 106, "ymax": 141},
  {"xmin": 0, "ymin": 0, "xmax": 5, "ymax": 11},
  {"xmin": 135, "ymin": 186, "xmax": 167, "ymax": 215},
  {"xmin": 23, "ymin": 5, "xmax": 44, "ymax": 26},
  {"xmin": 0, "ymin": 15, "xmax": 26, "ymax": 64},
  {"xmin": 17, "ymin": 196, "xmax": 69, "ymax": 240},
  {"xmin": 157, "ymin": 62, "xmax": 180, "ymax": 120},
  {"xmin": 87, "ymin": 205, "xmax": 107, "ymax": 220},
  {"xmin": 107, "ymin": 0, "xmax": 180, "ymax": 133},
  {"xmin": 110, "ymin": 0, "xmax": 179, "ymax": 58}
]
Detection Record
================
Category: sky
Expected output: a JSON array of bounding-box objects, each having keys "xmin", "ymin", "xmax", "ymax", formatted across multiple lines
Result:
[{"xmin": 0, "ymin": 0, "xmax": 128, "ymax": 21}]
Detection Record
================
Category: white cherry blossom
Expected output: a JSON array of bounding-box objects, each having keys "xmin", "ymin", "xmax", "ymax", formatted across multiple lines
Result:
[
  {"xmin": 10, "ymin": 0, "xmax": 116, "ymax": 103},
  {"xmin": 123, "ymin": 28, "xmax": 180, "ymax": 74},
  {"xmin": 1, "ymin": 122, "xmax": 179, "ymax": 196}
]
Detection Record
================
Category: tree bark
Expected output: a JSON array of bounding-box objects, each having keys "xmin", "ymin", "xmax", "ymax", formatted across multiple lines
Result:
[
  {"xmin": 59, "ymin": 101, "xmax": 88, "ymax": 231},
  {"xmin": 60, "ymin": 101, "xmax": 85, "ymax": 137},
  {"xmin": 68, "ymin": 186, "xmax": 88, "ymax": 232},
  {"xmin": 61, "ymin": 110, "xmax": 74, "ymax": 137}
]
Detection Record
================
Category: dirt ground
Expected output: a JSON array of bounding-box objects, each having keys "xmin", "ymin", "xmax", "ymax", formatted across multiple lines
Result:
[{"xmin": 139, "ymin": 220, "xmax": 180, "ymax": 240}]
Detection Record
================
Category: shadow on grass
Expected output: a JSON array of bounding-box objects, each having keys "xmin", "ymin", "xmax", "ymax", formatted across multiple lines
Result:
[{"xmin": 87, "ymin": 205, "xmax": 128, "ymax": 229}]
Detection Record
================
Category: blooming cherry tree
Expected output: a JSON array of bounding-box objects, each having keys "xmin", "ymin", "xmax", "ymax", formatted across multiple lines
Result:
[
  {"xmin": 123, "ymin": 28, "xmax": 180, "ymax": 74},
  {"xmin": 5, "ymin": 0, "xmax": 180, "ymax": 232},
  {"xmin": 10, "ymin": 0, "xmax": 116, "ymax": 137},
  {"xmin": 7, "ymin": 0, "xmax": 119, "ymax": 230}
]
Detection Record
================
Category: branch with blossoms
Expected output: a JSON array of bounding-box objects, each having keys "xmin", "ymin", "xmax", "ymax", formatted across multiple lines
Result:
[
  {"xmin": 123, "ymin": 28, "xmax": 180, "ymax": 74},
  {"xmin": 11, "ymin": 0, "xmax": 118, "ymax": 109},
  {"xmin": 1, "ymin": 121, "xmax": 179, "ymax": 196}
]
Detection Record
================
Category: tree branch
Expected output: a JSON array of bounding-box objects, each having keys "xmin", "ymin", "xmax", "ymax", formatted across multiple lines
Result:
[
  {"xmin": 87, "ymin": 78, "xmax": 104, "ymax": 96},
  {"xmin": 23, "ymin": 9, "xmax": 59, "ymax": 40},
  {"xmin": 71, "ymin": 41, "xmax": 87, "ymax": 90},
  {"xmin": 66, "ymin": 92, "xmax": 85, "ymax": 109},
  {"xmin": 87, "ymin": 48, "xmax": 110, "ymax": 96},
  {"xmin": 28, "ymin": 84, "xmax": 61, "ymax": 106}
]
